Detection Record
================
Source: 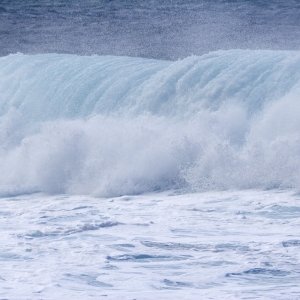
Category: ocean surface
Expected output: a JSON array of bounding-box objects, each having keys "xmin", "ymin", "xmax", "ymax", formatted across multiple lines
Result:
[{"xmin": 1, "ymin": 0, "xmax": 300, "ymax": 299}]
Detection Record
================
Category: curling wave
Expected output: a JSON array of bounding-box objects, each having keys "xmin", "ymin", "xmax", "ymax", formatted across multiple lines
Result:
[{"xmin": 1, "ymin": 50, "xmax": 300, "ymax": 196}]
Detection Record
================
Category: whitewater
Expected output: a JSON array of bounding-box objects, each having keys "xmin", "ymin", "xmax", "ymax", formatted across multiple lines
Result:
[{"xmin": 1, "ymin": 50, "xmax": 300, "ymax": 299}]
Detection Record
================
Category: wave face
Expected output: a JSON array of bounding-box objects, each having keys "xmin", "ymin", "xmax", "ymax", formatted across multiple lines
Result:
[{"xmin": 1, "ymin": 50, "xmax": 300, "ymax": 196}]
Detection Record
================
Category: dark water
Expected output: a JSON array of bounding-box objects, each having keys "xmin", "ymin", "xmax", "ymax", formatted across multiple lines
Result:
[{"xmin": 1, "ymin": 0, "xmax": 300, "ymax": 60}]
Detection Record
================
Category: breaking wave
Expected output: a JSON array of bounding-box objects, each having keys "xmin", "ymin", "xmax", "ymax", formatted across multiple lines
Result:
[{"xmin": 1, "ymin": 50, "xmax": 300, "ymax": 196}]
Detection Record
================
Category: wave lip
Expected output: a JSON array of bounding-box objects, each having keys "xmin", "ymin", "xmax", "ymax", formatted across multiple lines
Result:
[{"xmin": 1, "ymin": 50, "xmax": 300, "ymax": 120}]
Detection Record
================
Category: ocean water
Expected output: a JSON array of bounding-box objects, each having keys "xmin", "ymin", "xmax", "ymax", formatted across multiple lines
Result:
[{"xmin": 1, "ymin": 1, "xmax": 300, "ymax": 299}]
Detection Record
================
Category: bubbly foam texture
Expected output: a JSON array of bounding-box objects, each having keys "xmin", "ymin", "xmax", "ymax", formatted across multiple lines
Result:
[{"xmin": 1, "ymin": 50, "xmax": 300, "ymax": 196}]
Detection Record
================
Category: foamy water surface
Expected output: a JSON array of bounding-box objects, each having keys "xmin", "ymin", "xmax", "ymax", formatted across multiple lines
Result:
[{"xmin": 1, "ymin": 190, "xmax": 300, "ymax": 299}]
